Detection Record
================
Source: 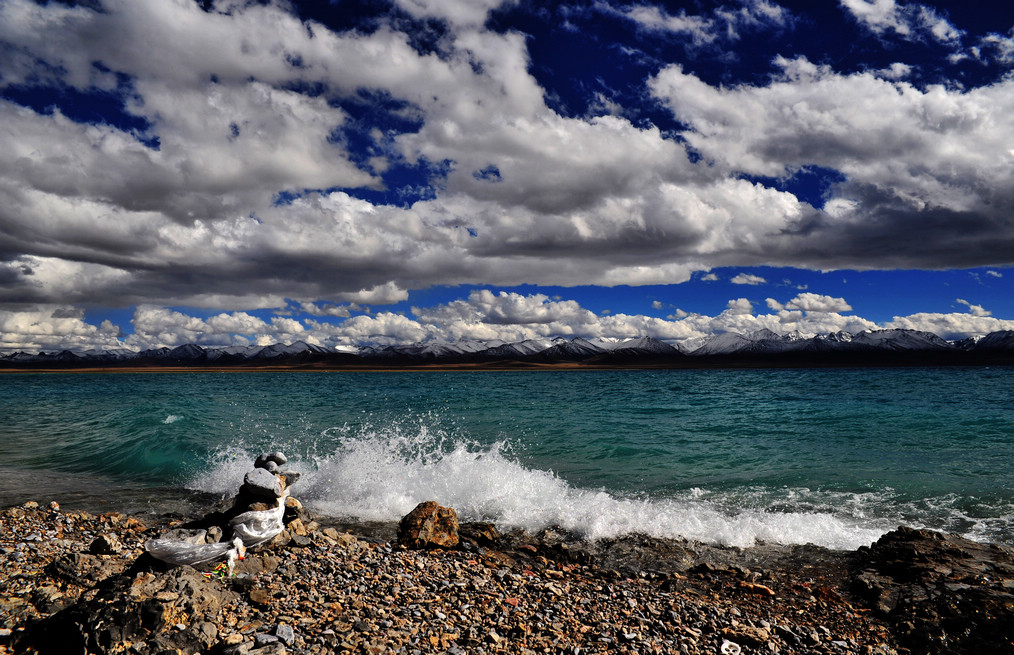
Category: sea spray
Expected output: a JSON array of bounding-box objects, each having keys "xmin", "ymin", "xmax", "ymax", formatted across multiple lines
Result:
[{"xmin": 191, "ymin": 418, "xmax": 892, "ymax": 549}]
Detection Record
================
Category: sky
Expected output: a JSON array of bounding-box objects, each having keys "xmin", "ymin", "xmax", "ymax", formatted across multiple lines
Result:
[{"xmin": 1, "ymin": 0, "xmax": 1014, "ymax": 353}]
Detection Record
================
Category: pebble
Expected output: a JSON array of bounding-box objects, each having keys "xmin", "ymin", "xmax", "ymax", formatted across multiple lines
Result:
[{"xmin": 0, "ymin": 500, "xmax": 909, "ymax": 655}]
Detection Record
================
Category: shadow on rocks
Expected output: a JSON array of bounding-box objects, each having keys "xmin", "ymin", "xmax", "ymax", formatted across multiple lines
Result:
[
  {"xmin": 16, "ymin": 565, "xmax": 238, "ymax": 655},
  {"xmin": 850, "ymin": 526, "xmax": 1014, "ymax": 655}
]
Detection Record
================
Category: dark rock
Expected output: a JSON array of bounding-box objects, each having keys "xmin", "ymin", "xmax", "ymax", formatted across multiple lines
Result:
[
  {"xmin": 459, "ymin": 522, "xmax": 502, "ymax": 549},
  {"xmin": 722, "ymin": 625, "xmax": 770, "ymax": 647},
  {"xmin": 233, "ymin": 554, "xmax": 281, "ymax": 576},
  {"xmin": 850, "ymin": 526, "xmax": 1014, "ymax": 654},
  {"xmin": 590, "ymin": 533, "xmax": 695, "ymax": 574},
  {"xmin": 31, "ymin": 585, "xmax": 70, "ymax": 614},
  {"xmin": 46, "ymin": 552, "xmax": 125, "ymax": 587},
  {"xmin": 17, "ymin": 567, "xmax": 238, "ymax": 654},
  {"xmin": 255, "ymin": 452, "xmax": 287, "ymax": 470},
  {"xmin": 544, "ymin": 540, "xmax": 595, "ymax": 566},
  {"xmin": 89, "ymin": 533, "xmax": 123, "ymax": 555},
  {"xmin": 283, "ymin": 496, "xmax": 309, "ymax": 524},
  {"xmin": 220, "ymin": 643, "xmax": 254, "ymax": 655},
  {"xmin": 397, "ymin": 501, "xmax": 459, "ymax": 549},
  {"xmin": 254, "ymin": 633, "xmax": 279, "ymax": 647},
  {"xmin": 206, "ymin": 525, "xmax": 224, "ymax": 543},
  {"xmin": 248, "ymin": 587, "xmax": 272, "ymax": 607},
  {"xmin": 251, "ymin": 643, "xmax": 286, "ymax": 655},
  {"xmin": 194, "ymin": 621, "xmax": 219, "ymax": 646}
]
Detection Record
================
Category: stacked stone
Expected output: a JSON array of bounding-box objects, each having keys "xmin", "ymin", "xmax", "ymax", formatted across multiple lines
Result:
[{"xmin": 233, "ymin": 451, "xmax": 298, "ymax": 515}]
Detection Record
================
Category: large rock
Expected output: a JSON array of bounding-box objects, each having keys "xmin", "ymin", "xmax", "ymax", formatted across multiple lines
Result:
[
  {"xmin": 17, "ymin": 566, "xmax": 239, "ymax": 654},
  {"xmin": 240, "ymin": 468, "xmax": 284, "ymax": 499},
  {"xmin": 46, "ymin": 552, "xmax": 126, "ymax": 588},
  {"xmin": 851, "ymin": 526, "xmax": 1014, "ymax": 654},
  {"xmin": 397, "ymin": 501, "xmax": 459, "ymax": 549}
]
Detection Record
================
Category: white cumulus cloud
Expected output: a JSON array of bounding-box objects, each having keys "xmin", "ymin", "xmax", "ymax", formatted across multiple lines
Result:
[
  {"xmin": 956, "ymin": 299, "xmax": 991, "ymax": 317},
  {"xmin": 839, "ymin": 0, "xmax": 962, "ymax": 44},
  {"xmin": 784, "ymin": 293, "xmax": 853, "ymax": 313},
  {"xmin": 731, "ymin": 273, "xmax": 767, "ymax": 285}
]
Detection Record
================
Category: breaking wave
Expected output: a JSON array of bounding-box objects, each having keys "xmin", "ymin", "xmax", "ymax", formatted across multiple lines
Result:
[{"xmin": 181, "ymin": 419, "xmax": 1009, "ymax": 550}]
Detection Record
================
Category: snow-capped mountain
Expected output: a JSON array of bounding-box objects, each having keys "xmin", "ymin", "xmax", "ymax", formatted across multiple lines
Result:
[
  {"xmin": 849, "ymin": 329, "xmax": 952, "ymax": 351},
  {"xmin": 608, "ymin": 336, "xmax": 681, "ymax": 355},
  {"xmin": 205, "ymin": 345, "xmax": 263, "ymax": 361},
  {"xmin": 479, "ymin": 338, "xmax": 557, "ymax": 359},
  {"xmin": 968, "ymin": 330, "xmax": 1014, "ymax": 351},
  {"xmin": 536, "ymin": 337, "xmax": 608, "ymax": 360},
  {"xmin": 3, "ymin": 329, "xmax": 1014, "ymax": 368},
  {"xmin": 685, "ymin": 328, "xmax": 955, "ymax": 356},
  {"xmin": 254, "ymin": 341, "xmax": 331, "ymax": 359},
  {"xmin": 687, "ymin": 329, "xmax": 807, "ymax": 355}
]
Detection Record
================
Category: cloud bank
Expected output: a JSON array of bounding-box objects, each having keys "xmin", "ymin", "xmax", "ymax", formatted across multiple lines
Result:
[
  {"xmin": 0, "ymin": 0, "xmax": 1012, "ymax": 351},
  {"xmin": 4, "ymin": 290, "xmax": 1012, "ymax": 354}
]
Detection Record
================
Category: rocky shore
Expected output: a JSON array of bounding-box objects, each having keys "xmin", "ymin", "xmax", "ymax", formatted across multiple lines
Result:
[{"xmin": 2, "ymin": 478, "xmax": 1012, "ymax": 654}]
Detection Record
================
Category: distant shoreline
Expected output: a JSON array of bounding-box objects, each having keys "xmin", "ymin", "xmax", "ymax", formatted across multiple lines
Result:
[
  {"xmin": 3, "ymin": 357, "xmax": 1014, "ymax": 374},
  {"xmin": 5, "ymin": 329, "xmax": 1014, "ymax": 372}
]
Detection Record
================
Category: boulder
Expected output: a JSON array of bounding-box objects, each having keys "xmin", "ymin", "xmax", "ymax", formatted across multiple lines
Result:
[
  {"xmin": 397, "ymin": 501, "xmax": 459, "ymax": 549},
  {"xmin": 851, "ymin": 526, "xmax": 1014, "ymax": 654},
  {"xmin": 17, "ymin": 567, "xmax": 238, "ymax": 654},
  {"xmin": 46, "ymin": 553, "xmax": 126, "ymax": 587},
  {"xmin": 240, "ymin": 468, "xmax": 284, "ymax": 500}
]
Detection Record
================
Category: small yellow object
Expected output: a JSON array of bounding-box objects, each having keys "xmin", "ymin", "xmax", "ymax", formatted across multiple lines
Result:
[{"xmin": 203, "ymin": 562, "xmax": 231, "ymax": 579}]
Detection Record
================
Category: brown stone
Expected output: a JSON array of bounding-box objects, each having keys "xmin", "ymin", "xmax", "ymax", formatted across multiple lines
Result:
[
  {"xmin": 396, "ymin": 501, "xmax": 459, "ymax": 549},
  {"xmin": 739, "ymin": 581, "xmax": 776, "ymax": 596},
  {"xmin": 248, "ymin": 588, "xmax": 272, "ymax": 607},
  {"xmin": 722, "ymin": 625, "xmax": 770, "ymax": 647}
]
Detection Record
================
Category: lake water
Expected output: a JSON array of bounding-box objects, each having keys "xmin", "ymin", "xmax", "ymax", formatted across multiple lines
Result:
[{"xmin": 1, "ymin": 367, "xmax": 1012, "ymax": 550}]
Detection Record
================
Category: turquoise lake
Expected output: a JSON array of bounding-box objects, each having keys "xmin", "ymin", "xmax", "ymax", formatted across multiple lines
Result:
[{"xmin": 1, "ymin": 367, "xmax": 1012, "ymax": 549}]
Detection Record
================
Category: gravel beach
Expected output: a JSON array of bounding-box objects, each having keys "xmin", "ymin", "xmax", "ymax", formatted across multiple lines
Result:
[{"xmin": 1, "ymin": 493, "xmax": 1011, "ymax": 655}]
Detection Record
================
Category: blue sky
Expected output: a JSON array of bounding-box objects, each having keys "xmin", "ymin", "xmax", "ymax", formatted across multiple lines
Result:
[{"xmin": 1, "ymin": 0, "xmax": 1013, "ymax": 352}]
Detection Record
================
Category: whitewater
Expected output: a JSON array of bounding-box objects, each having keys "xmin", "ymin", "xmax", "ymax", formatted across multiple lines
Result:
[{"xmin": 1, "ymin": 368, "xmax": 1012, "ymax": 550}]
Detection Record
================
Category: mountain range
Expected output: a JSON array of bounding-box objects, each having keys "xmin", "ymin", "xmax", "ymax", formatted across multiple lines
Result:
[{"xmin": 3, "ymin": 329, "xmax": 1014, "ymax": 369}]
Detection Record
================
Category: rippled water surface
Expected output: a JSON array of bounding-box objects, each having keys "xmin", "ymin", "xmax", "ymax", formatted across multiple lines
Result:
[{"xmin": 2, "ymin": 368, "xmax": 1012, "ymax": 548}]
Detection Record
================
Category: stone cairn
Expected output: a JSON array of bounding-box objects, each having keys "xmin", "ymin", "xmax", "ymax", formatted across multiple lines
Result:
[
  {"xmin": 13, "ymin": 452, "xmax": 309, "ymax": 654},
  {"xmin": 142, "ymin": 451, "xmax": 304, "ymax": 576},
  {"xmin": 226, "ymin": 451, "xmax": 303, "ymax": 543}
]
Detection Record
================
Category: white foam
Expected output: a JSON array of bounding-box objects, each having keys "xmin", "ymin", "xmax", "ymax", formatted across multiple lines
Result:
[
  {"xmin": 163, "ymin": 414, "xmax": 181, "ymax": 424},
  {"xmin": 189, "ymin": 422, "xmax": 897, "ymax": 549}
]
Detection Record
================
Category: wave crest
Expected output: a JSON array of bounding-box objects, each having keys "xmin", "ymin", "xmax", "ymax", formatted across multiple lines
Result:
[{"xmin": 191, "ymin": 420, "xmax": 897, "ymax": 549}]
